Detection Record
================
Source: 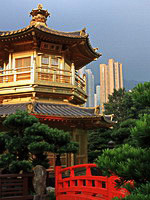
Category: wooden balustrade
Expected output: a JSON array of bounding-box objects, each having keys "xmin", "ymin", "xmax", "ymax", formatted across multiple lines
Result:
[
  {"xmin": 75, "ymin": 73, "xmax": 86, "ymax": 91},
  {"xmin": 37, "ymin": 66, "xmax": 72, "ymax": 84},
  {"xmin": 37, "ymin": 66, "xmax": 86, "ymax": 91},
  {"xmin": 0, "ymin": 173, "xmax": 33, "ymax": 200},
  {"xmin": 0, "ymin": 65, "xmax": 86, "ymax": 93},
  {"xmin": 0, "ymin": 66, "xmax": 33, "ymax": 83}
]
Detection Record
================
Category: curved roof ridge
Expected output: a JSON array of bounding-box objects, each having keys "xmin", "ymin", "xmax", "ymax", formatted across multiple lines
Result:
[
  {"xmin": 0, "ymin": 25, "xmax": 101, "ymax": 58},
  {"xmin": 86, "ymin": 37, "xmax": 102, "ymax": 57},
  {"xmin": 0, "ymin": 25, "xmax": 34, "ymax": 36},
  {"xmin": 37, "ymin": 25, "xmax": 81, "ymax": 34},
  {"xmin": 0, "ymin": 24, "xmax": 88, "ymax": 39},
  {"xmin": 35, "ymin": 24, "xmax": 88, "ymax": 38}
]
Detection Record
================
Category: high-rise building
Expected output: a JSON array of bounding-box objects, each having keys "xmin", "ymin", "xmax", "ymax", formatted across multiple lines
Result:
[
  {"xmin": 78, "ymin": 67, "xmax": 95, "ymax": 107},
  {"xmin": 96, "ymin": 85, "xmax": 100, "ymax": 105},
  {"xmin": 94, "ymin": 85, "xmax": 100, "ymax": 107},
  {"xmin": 100, "ymin": 58, "xmax": 123, "ymax": 105},
  {"xmin": 94, "ymin": 93, "xmax": 97, "ymax": 107},
  {"xmin": 85, "ymin": 69, "xmax": 95, "ymax": 107}
]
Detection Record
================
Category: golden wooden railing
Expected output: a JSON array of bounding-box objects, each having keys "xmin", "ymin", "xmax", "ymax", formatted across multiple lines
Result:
[
  {"xmin": 75, "ymin": 73, "xmax": 86, "ymax": 91},
  {"xmin": 37, "ymin": 66, "xmax": 72, "ymax": 84},
  {"xmin": 0, "ymin": 66, "xmax": 86, "ymax": 93},
  {"xmin": 37, "ymin": 66, "xmax": 86, "ymax": 92},
  {"xmin": 0, "ymin": 66, "xmax": 33, "ymax": 83}
]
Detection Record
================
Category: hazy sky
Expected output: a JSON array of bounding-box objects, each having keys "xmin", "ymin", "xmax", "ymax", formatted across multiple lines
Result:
[{"xmin": 0, "ymin": 0, "xmax": 150, "ymax": 82}]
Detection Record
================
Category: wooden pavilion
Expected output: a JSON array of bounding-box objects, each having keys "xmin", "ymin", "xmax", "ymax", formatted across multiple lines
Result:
[{"xmin": 0, "ymin": 4, "xmax": 114, "ymax": 169}]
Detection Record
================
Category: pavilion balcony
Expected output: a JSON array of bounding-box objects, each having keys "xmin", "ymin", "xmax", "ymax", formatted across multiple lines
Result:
[
  {"xmin": 0, "ymin": 65, "xmax": 86, "ymax": 103},
  {"xmin": 36, "ymin": 66, "xmax": 86, "ymax": 91},
  {"xmin": 37, "ymin": 66, "xmax": 72, "ymax": 84},
  {"xmin": 0, "ymin": 66, "xmax": 33, "ymax": 83}
]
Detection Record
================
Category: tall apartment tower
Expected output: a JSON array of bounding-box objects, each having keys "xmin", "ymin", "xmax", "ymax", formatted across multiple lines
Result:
[
  {"xmin": 78, "ymin": 67, "xmax": 95, "ymax": 107},
  {"xmin": 94, "ymin": 85, "xmax": 100, "ymax": 107},
  {"xmin": 100, "ymin": 58, "xmax": 123, "ymax": 105},
  {"xmin": 85, "ymin": 69, "xmax": 95, "ymax": 107}
]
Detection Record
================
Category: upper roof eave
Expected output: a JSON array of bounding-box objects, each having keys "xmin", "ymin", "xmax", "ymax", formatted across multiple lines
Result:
[
  {"xmin": 0, "ymin": 25, "xmax": 34, "ymax": 37},
  {"xmin": 35, "ymin": 25, "xmax": 85, "ymax": 38},
  {"xmin": 34, "ymin": 26, "xmax": 101, "ymax": 58},
  {"xmin": 0, "ymin": 25, "xmax": 85, "ymax": 39},
  {"xmin": 85, "ymin": 37, "xmax": 102, "ymax": 57},
  {"xmin": 0, "ymin": 25, "xmax": 101, "ymax": 58}
]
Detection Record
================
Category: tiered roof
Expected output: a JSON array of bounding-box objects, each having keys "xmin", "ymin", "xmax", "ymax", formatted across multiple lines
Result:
[
  {"xmin": 0, "ymin": 4, "xmax": 101, "ymax": 69},
  {"xmin": 0, "ymin": 102, "xmax": 115, "ymax": 129},
  {"xmin": 0, "ymin": 5, "xmax": 114, "ymax": 129}
]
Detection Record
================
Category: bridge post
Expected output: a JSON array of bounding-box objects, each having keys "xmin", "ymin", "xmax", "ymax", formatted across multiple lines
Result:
[
  {"xmin": 107, "ymin": 176, "xmax": 120, "ymax": 200},
  {"xmin": 55, "ymin": 166, "xmax": 62, "ymax": 200},
  {"xmin": 107, "ymin": 176, "xmax": 112, "ymax": 200}
]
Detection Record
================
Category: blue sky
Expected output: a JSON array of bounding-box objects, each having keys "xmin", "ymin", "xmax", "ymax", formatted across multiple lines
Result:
[{"xmin": 0, "ymin": 0, "xmax": 150, "ymax": 82}]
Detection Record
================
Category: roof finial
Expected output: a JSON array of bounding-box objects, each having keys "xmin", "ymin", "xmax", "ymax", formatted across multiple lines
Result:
[
  {"xmin": 38, "ymin": 4, "xmax": 43, "ymax": 10},
  {"xmin": 80, "ymin": 27, "xmax": 87, "ymax": 37},
  {"xmin": 30, "ymin": 4, "xmax": 50, "ymax": 27}
]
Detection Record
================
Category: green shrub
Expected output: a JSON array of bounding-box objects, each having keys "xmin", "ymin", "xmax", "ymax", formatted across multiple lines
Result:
[{"xmin": 113, "ymin": 183, "xmax": 150, "ymax": 200}]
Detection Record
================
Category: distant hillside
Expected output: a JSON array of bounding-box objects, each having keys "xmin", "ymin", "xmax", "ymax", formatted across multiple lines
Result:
[{"xmin": 123, "ymin": 80, "xmax": 145, "ymax": 91}]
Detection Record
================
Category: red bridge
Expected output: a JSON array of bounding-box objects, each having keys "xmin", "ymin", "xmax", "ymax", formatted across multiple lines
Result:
[{"xmin": 55, "ymin": 164, "xmax": 129, "ymax": 200}]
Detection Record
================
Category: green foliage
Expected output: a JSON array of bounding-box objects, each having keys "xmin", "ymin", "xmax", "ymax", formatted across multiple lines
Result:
[
  {"xmin": 91, "ymin": 83, "xmax": 150, "ymax": 199},
  {"xmin": 105, "ymin": 82, "xmax": 150, "ymax": 121},
  {"xmin": 132, "ymin": 82, "xmax": 150, "ymax": 109},
  {"xmin": 131, "ymin": 114, "xmax": 150, "ymax": 148},
  {"xmin": 0, "ymin": 111, "xmax": 78, "ymax": 173},
  {"xmin": 59, "ymin": 141, "xmax": 78, "ymax": 154},
  {"xmin": 89, "ymin": 83, "xmax": 150, "ymax": 164},
  {"xmin": 28, "ymin": 142, "xmax": 54, "ymax": 154},
  {"xmin": 96, "ymin": 144, "xmax": 150, "ymax": 185},
  {"xmin": 3, "ymin": 110, "xmax": 38, "ymax": 130},
  {"xmin": 25, "ymin": 122, "xmax": 51, "ymax": 137},
  {"xmin": 9, "ymin": 160, "xmax": 32, "ymax": 173},
  {"xmin": 49, "ymin": 128, "xmax": 71, "ymax": 146},
  {"xmin": 0, "ymin": 153, "xmax": 15, "ymax": 172},
  {"xmin": 104, "ymin": 88, "xmax": 134, "ymax": 122},
  {"xmin": 0, "ymin": 132, "xmax": 7, "ymax": 153},
  {"xmin": 113, "ymin": 183, "xmax": 150, "ymax": 200},
  {"xmin": 96, "ymin": 114, "xmax": 150, "ymax": 198},
  {"xmin": 48, "ymin": 128, "xmax": 78, "ymax": 155},
  {"xmin": 111, "ymin": 119, "xmax": 136, "ymax": 146},
  {"xmin": 48, "ymin": 191, "xmax": 56, "ymax": 200},
  {"xmin": 88, "ymin": 128, "xmax": 112, "ymax": 162},
  {"xmin": 32, "ymin": 154, "xmax": 50, "ymax": 169}
]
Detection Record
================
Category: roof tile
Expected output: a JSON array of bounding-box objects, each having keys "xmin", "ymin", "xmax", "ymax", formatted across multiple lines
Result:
[{"xmin": 0, "ymin": 102, "xmax": 95, "ymax": 117}]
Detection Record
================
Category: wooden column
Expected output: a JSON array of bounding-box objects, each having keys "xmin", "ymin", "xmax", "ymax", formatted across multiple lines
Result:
[
  {"xmin": 71, "ymin": 63, "xmax": 75, "ymax": 85},
  {"xmin": 83, "ymin": 74, "xmax": 86, "ymax": 93},
  {"xmin": 9, "ymin": 52, "xmax": 12, "ymax": 71},
  {"xmin": 32, "ymin": 50, "xmax": 37, "ymax": 82},
  {"xmin": 72, "ymin": 128, "xmax": 88, "ymax": 165}
]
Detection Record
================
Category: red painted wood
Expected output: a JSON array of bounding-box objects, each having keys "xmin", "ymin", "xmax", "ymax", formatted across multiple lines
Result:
[
  {"xmin": 55, "ymin": 164, "xmax": 129, "ymax": 200},
  {"xmin": 32, "ymin": 114, "xmax": 65, "ymax": 121}
]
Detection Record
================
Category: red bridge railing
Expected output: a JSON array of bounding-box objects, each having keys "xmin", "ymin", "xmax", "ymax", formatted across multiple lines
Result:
[{"xmin": 55, "ymin": 164, "xmax": 129, "ymax": 200}]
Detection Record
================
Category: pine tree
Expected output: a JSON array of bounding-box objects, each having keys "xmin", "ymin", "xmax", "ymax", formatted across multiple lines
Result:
[
  {"xmin": 94, "ymin": 83, "xmax": 150, "ymax": 199},
  {"xmin": 0, "ymin": 110, "xmax": 78, "ymax": 173}
]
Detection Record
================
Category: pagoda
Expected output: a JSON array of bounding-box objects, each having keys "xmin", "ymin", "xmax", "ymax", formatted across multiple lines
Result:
[{"xmin": 0, "ymin": 5, "xmax": 114, "ymax": 168}]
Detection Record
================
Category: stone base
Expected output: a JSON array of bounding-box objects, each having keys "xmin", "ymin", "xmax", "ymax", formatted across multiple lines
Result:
[{"xmin": 33, "ymin": 194, "xmax": 49, "ymax": 200}]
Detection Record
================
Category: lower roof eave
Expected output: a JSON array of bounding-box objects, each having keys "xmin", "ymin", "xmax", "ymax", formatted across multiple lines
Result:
[{"xmin": 31, "ymin": 113, "xmax": 115, "ymax": 128}]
